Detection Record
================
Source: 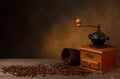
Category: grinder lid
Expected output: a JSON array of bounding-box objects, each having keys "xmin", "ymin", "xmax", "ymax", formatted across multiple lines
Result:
[{"xmin": 88, "ymin": 25, "xmax": 109, "ymax": 40}]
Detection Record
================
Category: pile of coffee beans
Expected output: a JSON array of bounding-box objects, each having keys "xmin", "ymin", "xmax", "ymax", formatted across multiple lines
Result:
[{"xmin": 1, "ymin": 61, "xmax": 92, "ymax": 78}]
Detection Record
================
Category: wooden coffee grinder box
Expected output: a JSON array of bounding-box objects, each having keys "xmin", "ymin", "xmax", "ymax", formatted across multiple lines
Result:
[{"xmin": 80, "ymin": 45, "xmax": 117, "ymax": 73}]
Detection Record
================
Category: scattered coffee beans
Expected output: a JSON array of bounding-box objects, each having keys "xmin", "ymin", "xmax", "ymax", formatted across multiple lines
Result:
[{"xmin": 1, "ymin": 60, "xmax": 92, "ymax": 78}]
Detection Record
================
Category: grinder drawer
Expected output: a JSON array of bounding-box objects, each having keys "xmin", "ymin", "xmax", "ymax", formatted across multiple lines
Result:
[{"xmin": 81, "ymin": 59, "xmax": 100, "ymax": 70}]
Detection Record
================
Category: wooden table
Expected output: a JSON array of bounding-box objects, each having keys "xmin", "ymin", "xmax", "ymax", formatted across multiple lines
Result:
[{"xmin": 0, "ymin": 59, "xmax": 120, "ymax": 79}]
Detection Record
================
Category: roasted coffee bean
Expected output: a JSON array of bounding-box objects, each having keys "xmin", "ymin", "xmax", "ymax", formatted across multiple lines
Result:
[{"xmin": 1, "ymin": 61, "xmax": 92, "ymax": 78}]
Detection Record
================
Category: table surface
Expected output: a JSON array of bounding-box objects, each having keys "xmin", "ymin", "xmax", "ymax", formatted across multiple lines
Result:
[{"xmin": 0, "ymin": 59, "xmax": 120, "ymax": 79}]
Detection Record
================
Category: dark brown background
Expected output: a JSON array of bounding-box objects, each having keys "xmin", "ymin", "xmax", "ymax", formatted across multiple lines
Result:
[{"xmin": 0, "ymin": 0, "xmax": 120, "ymax": 59}]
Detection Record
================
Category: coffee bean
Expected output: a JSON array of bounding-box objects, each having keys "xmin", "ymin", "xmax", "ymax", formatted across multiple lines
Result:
[{"xmin": 1, "ymin": 60, "xmax": 92, "ymax": 78}]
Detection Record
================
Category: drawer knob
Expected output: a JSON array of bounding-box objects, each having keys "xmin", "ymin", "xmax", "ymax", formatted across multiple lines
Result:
[
  {"xmin": 86, "ymin": 53, "xmax": 94, "ymax": 58},
  {"xmin": 88, "ymin": 63, "xmax": 91, "ymax": 67}
]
